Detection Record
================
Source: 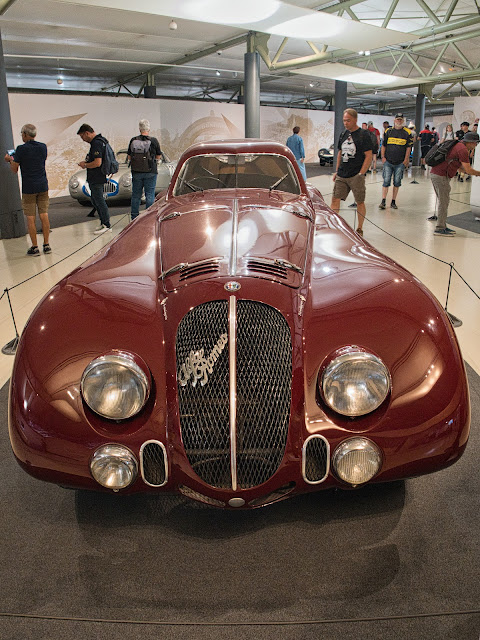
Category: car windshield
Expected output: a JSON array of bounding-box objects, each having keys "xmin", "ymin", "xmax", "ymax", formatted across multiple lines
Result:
[
  {"xmin": 173, "ymin": 153, "xmax": 301, "ymax": 196},
  {"xmin": 116, "ymin": 150, "xmax": 128, "ymax": 165}
]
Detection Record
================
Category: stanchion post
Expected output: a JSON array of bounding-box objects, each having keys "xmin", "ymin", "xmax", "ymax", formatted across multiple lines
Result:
[
  {"xmin": 2, "ymin": 287, "xmax": 20, "ymax": 355},
  {"xmin": 444, "ymin": 263, "xmax": 462, "ymax": 328}
]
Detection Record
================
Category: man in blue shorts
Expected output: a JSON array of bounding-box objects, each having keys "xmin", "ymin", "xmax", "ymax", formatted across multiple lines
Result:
[{"xmin": 379, "ymin": 114, "xmax": 413, "ymax": 210}]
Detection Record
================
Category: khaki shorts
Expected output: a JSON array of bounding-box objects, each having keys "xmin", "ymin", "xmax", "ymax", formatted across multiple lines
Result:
[
  {"xmin": 22, "ymin": 191, "xmax": 49, "ymax": 216},
  {"xmin": 333, "ymin": 174, "xmax": 366, "ymax": 203}
]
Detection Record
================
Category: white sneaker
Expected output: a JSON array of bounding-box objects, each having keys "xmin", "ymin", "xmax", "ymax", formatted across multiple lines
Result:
[
  {"xmin": 94, "ymin": 225, "xmax": 112, "ymax": 235},
  {"xmin": 475, "ymin": 216, "xmax": 480, "ymax": 222},
  {"xmin": 94, "ymin": 224, "xmax": 105, "ymax": 232}
]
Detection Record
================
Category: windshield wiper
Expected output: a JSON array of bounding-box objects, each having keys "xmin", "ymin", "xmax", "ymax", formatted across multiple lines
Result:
[{"xmin": 269, "ymin": 173, "xmax": 288, "ymax": 191}]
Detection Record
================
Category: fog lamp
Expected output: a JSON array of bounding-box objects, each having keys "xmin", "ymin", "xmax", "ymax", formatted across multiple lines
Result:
[
  {"xmin": 90, "ymin": 444, "xmax": 138, "ymax": 490},
  {"xmin": 332, "ymin": 438, "xmax": 382, "ymax": 486}
]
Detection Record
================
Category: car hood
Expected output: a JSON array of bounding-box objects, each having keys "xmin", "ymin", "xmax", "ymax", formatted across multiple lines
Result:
[{"xmin": 158, "ymin": 190, "xmax": 313, "ymax": 290}]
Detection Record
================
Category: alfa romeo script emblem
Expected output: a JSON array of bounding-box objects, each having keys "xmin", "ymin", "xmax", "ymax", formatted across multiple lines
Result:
[{"xmin": 178, "ymin": 333, "xmax": 228, "ymax": 387}]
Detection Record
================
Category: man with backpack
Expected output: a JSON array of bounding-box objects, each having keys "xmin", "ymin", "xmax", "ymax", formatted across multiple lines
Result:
[
  {"xmin": 379, "ymin": 114, "xmax": 413, "ymax": 211},
  {"xmin": 77, "ymin": 123, "xmax": 112, "ymax": 234},
  {"xmin": 127, "ymin": 119, "xmax": 162, "ymax": 221},
  {"xmin": 429, "ymin": 131, "xmax": 480, "ymax": 236}
]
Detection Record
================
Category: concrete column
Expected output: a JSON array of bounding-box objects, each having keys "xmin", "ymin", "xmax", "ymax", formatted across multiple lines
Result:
[
  {"xmin": 413, "ymin": 90, "xmax": 426, "ymax": 166},
  {"xmin": 334, "ymin": 80, "xmax": 347, "ymax": 152},
  {"xmin": 144, "ymin": 72, "xmax": 156, "ymax": 99},
  {"xmin": 0, "ymin": 29, "xmax": 25, "ymax": 239},
  {"xmin": 244, "ymin": 49, "xmax": 260, "ymax": 138}
]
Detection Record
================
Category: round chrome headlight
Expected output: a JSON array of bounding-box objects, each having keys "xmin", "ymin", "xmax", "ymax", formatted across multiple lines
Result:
[
  {"xmin": 90, "ymin": 444, "xmax": 137, "ymax": 489},
  {"xmin": 81, "ymin": 352, "xmax": 150, "ymax": 420},
  {"xmin": 321, "ymin": 350, "xmax": 390, "ymax": 416},
  {"xmin": 69, "ymin": 177, "xmax": 79, "ymax": 189},
  {"xmin": 120, "ymin": 174, "xmax": 132, "ymax": 188},
  {"xmin": 333, "ymin": 438, "xmax": 382, "ymax": 486}
]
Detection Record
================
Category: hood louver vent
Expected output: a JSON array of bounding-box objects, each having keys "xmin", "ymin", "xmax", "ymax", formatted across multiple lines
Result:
[
  {"xmin": 247, "ymin": 259, "xmax": 288, "ymax": 280},
  {"xmin": 179, "ymin": 260, "xmax": 220, "ymax": 282}
]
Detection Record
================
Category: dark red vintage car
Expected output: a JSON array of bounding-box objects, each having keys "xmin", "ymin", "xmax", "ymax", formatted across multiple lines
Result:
[{"xmin": 9, "ymin": 139, "xmax": 470, "ymax": 508}]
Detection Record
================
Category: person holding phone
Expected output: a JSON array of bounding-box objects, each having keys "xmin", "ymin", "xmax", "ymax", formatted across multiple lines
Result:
[{"xmin": 4, "ymin": 124, "xmax": 51, "ymax": 256}]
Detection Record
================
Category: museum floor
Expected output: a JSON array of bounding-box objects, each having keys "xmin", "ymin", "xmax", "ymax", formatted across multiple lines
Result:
[{"xmin": 0, "ymin": 165, "xmax": 479, "ymax": 639}]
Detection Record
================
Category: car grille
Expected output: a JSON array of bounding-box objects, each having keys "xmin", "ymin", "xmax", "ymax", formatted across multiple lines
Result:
[
  {"xmin": 176, "ymin": 300, "xmax": 292, "ymax": 489},
  {"xmin": 140, "ymin": 441, "xmax": 167, "ymax": 486},
  {"xmin": 103, "ymin": 180, "xmax": 118, "ymax": 195},
  {"xmin": 303, "ymin": 436, "xmax": 329, "ymax": 483}
]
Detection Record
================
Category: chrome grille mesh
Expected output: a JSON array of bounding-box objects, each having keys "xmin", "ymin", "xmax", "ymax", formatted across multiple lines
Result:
[
  {"xmin": 235, "ymin": 301, "xmax": 291, "ymax": 488},
  {"xmin": 176, "ymin": 300, "xmax": 231, "ymax": 488},
  {"xmin": 176, "ymin": 300, "xmax": 292, "ymax": 490}
]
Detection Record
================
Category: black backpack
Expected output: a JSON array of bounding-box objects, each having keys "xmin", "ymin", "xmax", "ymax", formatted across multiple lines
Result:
[
  {"xmin": 425, "ymin": 139, "xmax": 459, "ymax": 167},
  {"xmin": 130, "ymin": 138, "xmax": 154, "ymax": 172},
  {"xmin": 99, "ymin": 137, "xmax": 119, "ymax": 176}
]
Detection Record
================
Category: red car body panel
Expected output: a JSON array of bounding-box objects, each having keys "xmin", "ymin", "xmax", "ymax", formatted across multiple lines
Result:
[{"xmin": 8, "ymin": 140, "xmax": 470, "ymax": 508}]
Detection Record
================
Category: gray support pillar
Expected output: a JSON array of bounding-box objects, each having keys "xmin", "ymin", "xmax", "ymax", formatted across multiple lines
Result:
[
  {"xmin": 413, "ymin": 89, "xmax": 426, "ymax": 166},
  {"xmin": 0, "ymin": 29, "xmax": 25, "ymax": 239},
  {"xmin": 334, "ymin": 80, "xmax": 347, "ymax": 152},
  {"xmin": 144, "ymin": 72, "xmax": 156, "ymax": 99},
  {"xmin": 244, "ymin": 50, "xmax": 260, "ymax": 138}
]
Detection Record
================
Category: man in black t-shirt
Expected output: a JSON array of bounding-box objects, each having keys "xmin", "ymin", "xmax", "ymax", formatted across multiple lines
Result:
[
  {"xmin": 4, "ymin": 123, "xmax": 51, "ymax": 256},
  {"xmin": 331, "ymin": 108, "xmax": 373, "ymax": 237},
  {"xmin": 379, "ymin": 114, "xmax": 413, "ymax": 210},
  {"xmin": 127, "ymin": 119, "xmax": 162, "ymax": 221},
  {"xmin": 77, "ymin": 123, "xmax": 112, "ymax": 235}
]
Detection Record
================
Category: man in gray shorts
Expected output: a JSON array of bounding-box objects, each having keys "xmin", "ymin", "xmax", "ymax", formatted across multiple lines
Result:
[{"xmin": 331, "ymin": 108, "xmax": 373, "ymax": 236}]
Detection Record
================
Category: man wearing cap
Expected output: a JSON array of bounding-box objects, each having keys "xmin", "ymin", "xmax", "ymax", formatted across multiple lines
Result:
[
  {"xmin": 367, "ymin": 120, "xmax": 380, "ymax": 172},
  {"xmin": 379, "ymin": 114, "xmax": 413, "ymax": 210},
  {"xmin": 429, "ymin": 131, "xmax": 480, "ymax": 236},
  {"xmin": 331, "ymin": 108, "xmax": 373, "ymax": 237}
]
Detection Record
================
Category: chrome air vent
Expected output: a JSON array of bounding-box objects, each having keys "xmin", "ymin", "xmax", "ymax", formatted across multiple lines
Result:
[
  {"xmin": 247, "ymin": 259, "xmax": 288, "ymax": 279},
  {"xmin": 179, "ymin": 260, "xmax": 221, "ymax": 281},
  {"xmin": 161, "ymin": 257, "xmax": 222, "ymax": 282}
]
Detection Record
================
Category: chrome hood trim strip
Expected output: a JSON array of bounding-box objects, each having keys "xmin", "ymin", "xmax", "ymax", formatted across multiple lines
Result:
[{"xmin": 229, "ymin": 294, "xmax": 237, "ymax": 491}]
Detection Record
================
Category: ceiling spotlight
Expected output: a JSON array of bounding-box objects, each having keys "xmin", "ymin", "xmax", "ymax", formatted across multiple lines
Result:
[
  {"xmin": 309, "ymin": 82, "xmax": 314, "ymax": 87},
  {"xmin": 169, "ymin": 19, "xmax": 177, "ymax": 30},
  {"xmin": 358, "ymin": 51, "xmax": 364, "ymax": 55},
  {"xmin": 365, "ymin": 50, "xmax": 371, "ymax": 56},
  {"xmin": 215, "ymin": 70, "xmax": 221, "ymax": 76}
]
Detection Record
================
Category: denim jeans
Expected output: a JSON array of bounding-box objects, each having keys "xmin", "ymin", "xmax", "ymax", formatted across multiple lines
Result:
[
  {"xmin": 382, "ymin": 161, "xmax": 405, "ymax": 188},
  {"xmin": 296, "ymin": 159, "xmax": 307, "ymax": 181},
  {"xmin": 131, "ymin": 172, "xmax": 157, "ymax": 219},
  {"xmin": 89, "ymin": 183, "xmax": 110, "ymax": 228}
]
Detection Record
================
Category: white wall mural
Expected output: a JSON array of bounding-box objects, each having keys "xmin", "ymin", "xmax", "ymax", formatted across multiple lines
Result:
[{"xmin": 8, "ymin": 93, "xmax": 413, "ymax": 198}]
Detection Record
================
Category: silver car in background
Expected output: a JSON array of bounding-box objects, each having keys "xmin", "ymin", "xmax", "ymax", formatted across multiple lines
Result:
[{"xmin": 68, "ymin": 149, "xmax": 176, "ymax": 205}]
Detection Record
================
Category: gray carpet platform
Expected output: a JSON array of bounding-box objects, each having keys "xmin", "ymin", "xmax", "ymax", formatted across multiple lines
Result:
[
  {"xmin": 1, "ymin": 366, "xmax": 479, "ymax": 640},
  {"xmin": 447, "ymin": 210, "xmax": 480, "ymax": 234}
]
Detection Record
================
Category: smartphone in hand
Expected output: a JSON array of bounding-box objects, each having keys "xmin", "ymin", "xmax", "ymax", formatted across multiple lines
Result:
[{"xmin": 7, "ymin": 149, "xmax": 14, "ymax": 156}]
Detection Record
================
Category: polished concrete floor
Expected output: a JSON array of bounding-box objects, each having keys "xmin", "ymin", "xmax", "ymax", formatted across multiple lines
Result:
[{"xmin": 1, "ymin": 165, "xmax": 479, "ymax": 390}]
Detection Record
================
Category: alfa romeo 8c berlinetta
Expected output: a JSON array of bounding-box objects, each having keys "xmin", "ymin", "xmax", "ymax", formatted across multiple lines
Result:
[{"xmin": 8, "ymin": 139, "xmax": 470, "ymax": 509}]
